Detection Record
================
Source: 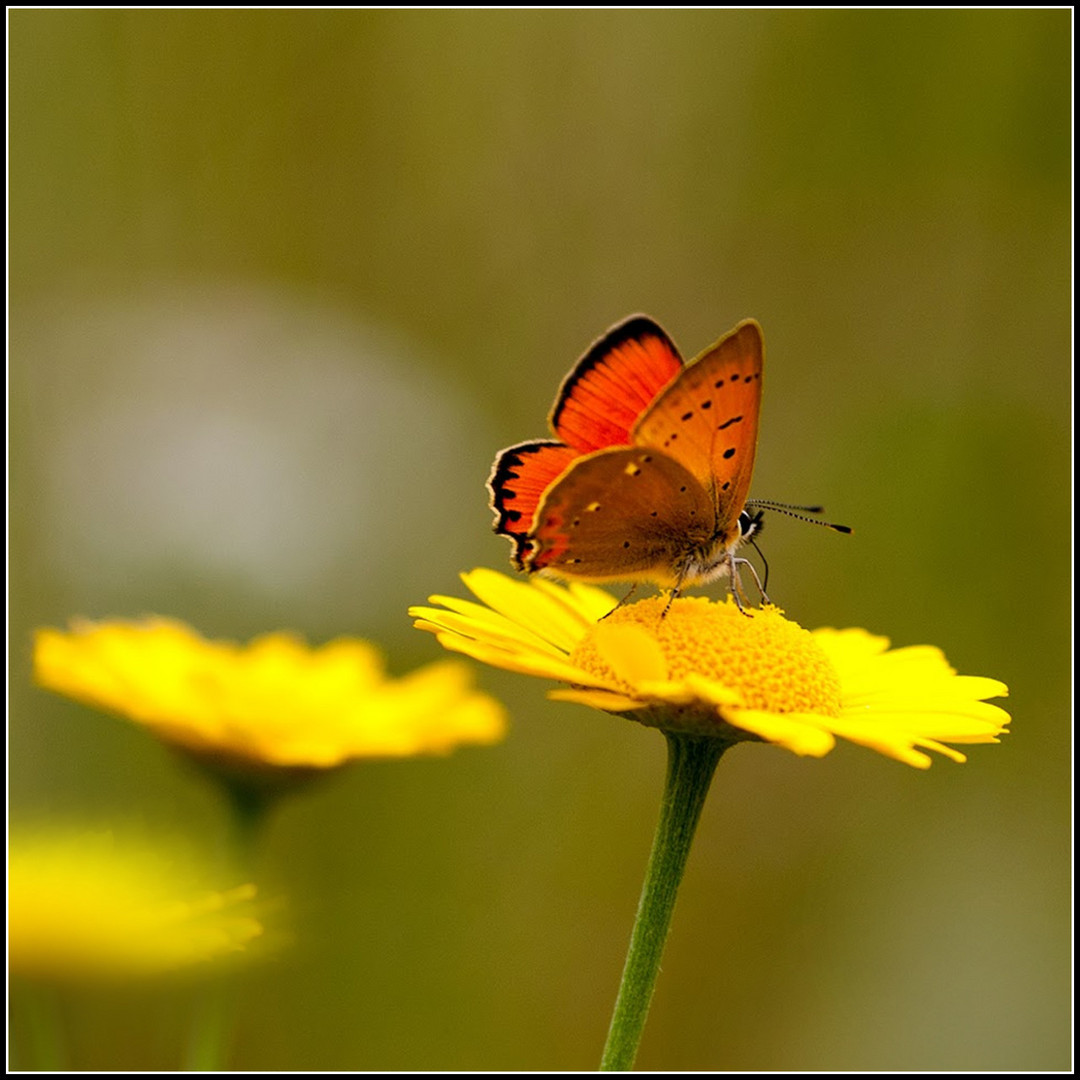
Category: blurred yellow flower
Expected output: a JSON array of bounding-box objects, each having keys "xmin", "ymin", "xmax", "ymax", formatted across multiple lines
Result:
[
  {"xmin": 34, "ymin": 618, "xmax": 507, "ymax": 777},
  {"xmin": 9, "ymin": 832, "xmax": 263, "ymax": 983},
  {"xmin": 412, "ymin": 570, "xmax": 1010, "ymax": 769}
]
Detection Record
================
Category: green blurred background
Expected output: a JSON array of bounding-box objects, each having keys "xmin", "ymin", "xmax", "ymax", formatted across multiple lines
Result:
[{"xmin": 9, "ymin": 9, "xmax": 1070, "ymax": 1071}]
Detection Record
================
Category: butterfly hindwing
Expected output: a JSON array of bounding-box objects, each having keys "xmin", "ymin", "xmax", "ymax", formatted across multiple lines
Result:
[
  {"xmin": 632, "ymin": 319, "xmax": 763, "ymax": 526},
  {"xmin": 488, "ymin": 440, "xmax": 579, "ymax": 568},
  {"xmin": 549, "ymin": 316, "xmax": 684, "ymax": 453},
  {"xmin": 524, "ymin": 447, "xmax": 715, "ymax": 587}
]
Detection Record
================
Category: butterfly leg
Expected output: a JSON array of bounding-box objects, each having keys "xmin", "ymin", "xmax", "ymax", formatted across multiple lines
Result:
[
  {"xmin": 727, "ymin": 552, "xmax": 770, "ymax": 616},
  {"xmin": 660, "ymin": 565, "xmax": 693, "ymax": 619},
  {"xmin": 727, "ymin": 553, "xmax": 752, "ymax": 616},
  {"xmin": 600, "ymin": 583, "xmax": 640, "ymax": 621},
  {"xmin": 734, "ymin": 556, "xmax": 771, "ymax": 607}
]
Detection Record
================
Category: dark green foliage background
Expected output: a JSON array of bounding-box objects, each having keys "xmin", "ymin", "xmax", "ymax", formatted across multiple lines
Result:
[{"xmin": 10, "ymin": 10, "xmax": 1070, "ymax": 1070}]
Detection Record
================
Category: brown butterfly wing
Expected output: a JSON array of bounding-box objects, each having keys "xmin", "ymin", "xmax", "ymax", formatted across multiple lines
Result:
[
  {"xmin": 524, "ymin": 447, "xmax": 715, "ymax": 587},
  {"xmin": 632, "ymin": 319, "xmax": 763, "ymax": 535}
]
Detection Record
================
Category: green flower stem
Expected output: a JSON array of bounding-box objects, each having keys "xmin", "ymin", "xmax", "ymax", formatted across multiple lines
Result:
[
  {"xmin": 600, "ymin": 732, "xmax": 728, "ymax": 1071},
  {"xmin": 184, "ymin": 779, "xmax": 274, "ymax": 1072}
]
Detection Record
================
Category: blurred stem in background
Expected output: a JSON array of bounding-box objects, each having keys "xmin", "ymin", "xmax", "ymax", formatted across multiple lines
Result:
[
  {"xmin": 19, "ymin": 984, "xmax": 68, "ymax": 1072},
  {"xmin": 184, "ymin": 779, "xmax": 275, "ymax": 1072},
  {"xmin": 219, "ymin": 779, "xmax": 277, "ymax": 876},
  {"xmin": 600, "ymin": 733, "xmax": 726, "ymax": 1071},
  {"xmin": 185, "ymin": 982, "xmax": 238, "ymax": 1074}
]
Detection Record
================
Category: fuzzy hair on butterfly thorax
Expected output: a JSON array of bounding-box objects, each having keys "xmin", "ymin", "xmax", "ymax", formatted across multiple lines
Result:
[{"xmin": 487, "ymin": 316, "xmax": 765, "ymax": 594}]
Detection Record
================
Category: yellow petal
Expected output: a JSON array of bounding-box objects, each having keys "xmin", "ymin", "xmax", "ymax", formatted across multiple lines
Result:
[
  {"xmin": 431, "ymin": 631, "xmax": 613, "ymax": 689},
  {"xmin": 411, "ymin": 607, "xmax": 567, "ymax": 658},
  {"xmin": 592, "ymin": 623, "xmax": 669, "ymax": 685},
  {"xmin": 634, "ymin": 680, "xmax": 704, "ymax": 705},
  {"xmin": 418, "ymin": 594, "xmax": 566, "ymax": 655},
  {"xmin": 531, "ymin": 577, "xmax": 617, "ymax": 625},
  {"xmin": 681, "ymin": 673, "xmax": 747, "ymax": 707},
  {"xmin": 35, "ymin": 618, "xmax": 506, "ymax": 775},
  {"xmin": 721, "ymin": 708, "xmax": 836, "ymax": 757},
  {"xmin": 460, "ymin": 569, "xmax": 591, "ymax": 653},
  {"xmin": 9, "ymin": 832, "xmax": 265, "ymax": 983},
  {"xmin": 548, "ymin": 688, "xmax": 645, "ymax": 711}
]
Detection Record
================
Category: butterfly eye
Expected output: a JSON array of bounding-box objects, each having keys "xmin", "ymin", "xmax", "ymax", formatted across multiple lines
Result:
[{"xmin": 738, "ymin": 509, "xmax": 765, "ymax": 540}]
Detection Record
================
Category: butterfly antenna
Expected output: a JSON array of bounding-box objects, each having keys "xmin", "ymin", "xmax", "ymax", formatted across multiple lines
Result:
[{"xmin": 746, "ymin": 499, "xmax": 852, "ymax": 534}]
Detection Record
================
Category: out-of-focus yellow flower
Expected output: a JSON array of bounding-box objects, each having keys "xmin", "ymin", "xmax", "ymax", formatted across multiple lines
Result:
[
  {"xmin": 9, "ymin": 831, "xmax": 263, "ymax": 983},
  {"xmin": 411, "ymin": 570, "xmax": 1010, "ymax": 769},
  {"xmin": 34, "ymin": 618, "xmax": 507, "ymax": 778}
]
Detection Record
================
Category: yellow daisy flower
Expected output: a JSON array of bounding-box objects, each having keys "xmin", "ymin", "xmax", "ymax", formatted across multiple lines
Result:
[
  {"xmin": 411, "ymin": 569, "xmax": 1009, "ymax": 768},
  {"xmin": 9, "ymin": 831, "xmax": 263, "ymax": 983},
  {"xmin": 34, "ymin": 618, "xmax": 508, "ymax": 779}
]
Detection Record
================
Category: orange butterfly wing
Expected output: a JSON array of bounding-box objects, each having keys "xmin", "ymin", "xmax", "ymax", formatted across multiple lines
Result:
[
  {"xmin": 489, "ymin": 317, "xmax": 683, "ymax": 560},
  {"xmin": 632, "ymin": 319, "xmax": 763, "ymax": 542},
  {"xmin": 488, "ymin": 441, "xmax": 580, "ymax": 568},
  {"xmin": 525, "ymin": 447, "xmax": 715, "ymax": 587},
  {"xmin": 550, "ymin": 316, "xmax": 683, "ymax": 452}
]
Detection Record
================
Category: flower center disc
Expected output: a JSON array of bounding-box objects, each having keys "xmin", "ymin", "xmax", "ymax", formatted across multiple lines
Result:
[{"xmin": 570, "ymin": 597, "xmax": 842, "ymax": 717}]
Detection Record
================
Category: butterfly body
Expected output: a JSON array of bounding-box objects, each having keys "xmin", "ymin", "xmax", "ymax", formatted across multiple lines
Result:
[{"xmin": 489, "ymin": 316, "xmax": 766, "ymax": 597}]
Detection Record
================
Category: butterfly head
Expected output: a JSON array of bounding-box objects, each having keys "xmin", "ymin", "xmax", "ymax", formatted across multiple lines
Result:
[{"xmin": 737, "ymin": 508, "xmax": 764, "ymax": 544}]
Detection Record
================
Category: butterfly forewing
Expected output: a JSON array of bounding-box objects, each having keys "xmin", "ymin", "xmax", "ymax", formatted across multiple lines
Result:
[
  {"xmin": 525, "ymin": 447, "xmax": 715, "ymax": 587},
  {"xmin": 550, "ymin": 317, "xmax": 684, "ymax": 453},
  {"xmin": 632, "ymin": 319, "xmax": 763, "ymax": 526}
]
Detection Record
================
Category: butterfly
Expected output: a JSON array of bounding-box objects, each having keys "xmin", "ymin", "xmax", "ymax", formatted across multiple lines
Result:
[{"xmin": 488, "ymin": 316, "xmax": 847, "ymax": 609}]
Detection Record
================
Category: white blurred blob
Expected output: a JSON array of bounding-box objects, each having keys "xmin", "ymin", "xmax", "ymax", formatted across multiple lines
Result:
[{"xmin": 23, "ymin": 283, "xmax": 492, "ymax": 612}]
